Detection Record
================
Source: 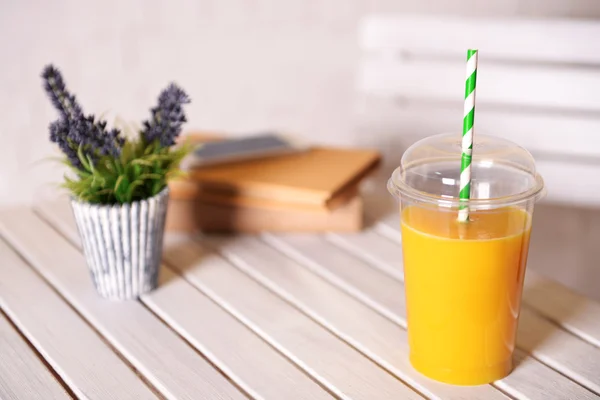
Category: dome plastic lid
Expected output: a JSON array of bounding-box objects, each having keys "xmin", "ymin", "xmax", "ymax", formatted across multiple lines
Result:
[{"xmin": 388, "ymin": 133, "xmax": 545, "ymax": 209}]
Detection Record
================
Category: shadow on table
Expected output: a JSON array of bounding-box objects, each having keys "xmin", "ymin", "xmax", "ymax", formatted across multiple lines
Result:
[
  {"xmin": 528, "ymin": 203, "xmax": 600, "ymax": 302},
  {"xmin": 515, "ymin": 202, "xmax": 600, "ymax": 354},
  {"xmin": 520, "ymin": 280, "xmax": 590, "ymax": 352},
  {"xmin": 160, "ymin": 234, "xmax": 235, "ymax": 284}
]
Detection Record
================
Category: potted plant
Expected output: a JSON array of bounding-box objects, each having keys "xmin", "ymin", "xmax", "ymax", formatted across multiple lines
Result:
[{"xmin": 42, "ymin": 65, "xmax": 191, "ymax": 300}]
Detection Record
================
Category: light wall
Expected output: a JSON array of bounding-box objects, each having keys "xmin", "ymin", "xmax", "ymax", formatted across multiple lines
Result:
[{"xmin": 1, "ymin": 0, "xmax": 598, "ymax": 205}]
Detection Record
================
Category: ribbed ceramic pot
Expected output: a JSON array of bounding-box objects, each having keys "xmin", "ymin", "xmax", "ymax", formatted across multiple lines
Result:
[{"xmin": 70, "ymin": 188, "xmax": 169, "ymax": 300}]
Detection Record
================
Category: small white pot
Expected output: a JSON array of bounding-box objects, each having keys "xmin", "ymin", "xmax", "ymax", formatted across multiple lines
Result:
[{"xmin": 70, "ymin": 188, "xmax": 169, "ymax": 300}]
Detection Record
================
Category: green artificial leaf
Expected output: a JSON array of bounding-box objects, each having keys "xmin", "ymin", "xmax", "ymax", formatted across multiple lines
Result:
[
  {"xmin": 77, "ymin": 146, "xmax": 91, "ymax": 172},
  {"xmin": 60, "ymin": 133, "xmax": 192, "ymax": 205},
  {"xmin": 115, "ymin": 174, "xmax": 130, "ymax": 203}
]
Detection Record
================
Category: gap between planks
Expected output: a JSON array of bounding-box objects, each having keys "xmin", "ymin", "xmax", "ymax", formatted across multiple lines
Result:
[{"xmin": 0, "ymin": 308, "xmax": 74, "ymax": 399}]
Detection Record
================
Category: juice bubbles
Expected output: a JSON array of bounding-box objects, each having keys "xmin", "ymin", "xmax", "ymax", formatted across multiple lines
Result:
[
  {"xmin": 388, "ymin": 133, "xmax": 545, "ymax": 385},
  {"xmin": 401, "ymin": 206, "xmax": 531, "ymax": 385}
]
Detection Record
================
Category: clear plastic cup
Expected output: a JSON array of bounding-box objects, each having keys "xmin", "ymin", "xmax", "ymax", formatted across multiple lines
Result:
[{"xmin": 388, "ymin": 133, "xmax": 545, "ymax": 385}]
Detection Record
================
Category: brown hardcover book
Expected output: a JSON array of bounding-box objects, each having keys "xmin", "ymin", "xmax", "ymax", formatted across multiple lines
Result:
[
  {"xmin": 188, "ymin": 147, "xmax": 380, "ymax": 206},
  {"xmin": 171, "ymin": 133, "xmax": 380, "ymax": 211},
  {"xmin": 170, "ymin": 178, "xmax": 360, "ymax": 213},
  {"xmin": 166, "ymin": 196, "xmax": 363, "ymax": 233}
]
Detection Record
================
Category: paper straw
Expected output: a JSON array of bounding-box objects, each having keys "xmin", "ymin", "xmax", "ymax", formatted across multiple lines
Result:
[{"xmin": 458, "ymin": 49, "xmax": 478, "ymax": 222}]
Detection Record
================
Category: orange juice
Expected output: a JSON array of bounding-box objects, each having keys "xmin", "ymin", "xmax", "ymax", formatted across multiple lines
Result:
[{"xmin": 401, "ymin": 206, "xmax": 531, "ymax": 385}]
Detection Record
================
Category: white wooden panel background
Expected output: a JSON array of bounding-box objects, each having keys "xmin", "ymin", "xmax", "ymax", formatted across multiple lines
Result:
[
  {"xmin": 3, "ymin": 0, "xmax": 600, "ymax": 207},
  {"xmin": 359, "ymin": 17, "xmax": 600, "ymax": 64},
  {"xmin": 360, "ymin": 60, "xmax": 600, "ymax": 111},
  {"xmin": 3, "ymin": 3, "xmax": 599, "ymax": 297},
  {"xmin": 357, "ymin": 15, "xmax": 600, "ymax": 207}
]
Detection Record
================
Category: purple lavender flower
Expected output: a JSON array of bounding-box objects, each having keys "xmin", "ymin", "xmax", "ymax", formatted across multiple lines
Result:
[
  {"xmin": 49, "ymin": 119, "xmax": 82, "ymax": 168},
  {"xmin": 41, "ymin": 65, "xmax": 83, "ymax": 121},
  {"xmin": 71, "ymin": 115, "xmax": 125, "ymax": 157},
  {"xmin": 49, "ymin": 116, "xmax": 125, "ymax": 169},
  {"xmin": 141, "ymin": 83, "xmax": 191, "ymax": 148},
  {"xmin": 42, "ymin": 64, "xmax": 125, "ymax": 168}
]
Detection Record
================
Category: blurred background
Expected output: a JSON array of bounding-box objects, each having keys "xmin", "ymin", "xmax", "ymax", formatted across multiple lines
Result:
[{"xmin": 1, "ymin": 1, "xmax": 599, "ymax": 297}]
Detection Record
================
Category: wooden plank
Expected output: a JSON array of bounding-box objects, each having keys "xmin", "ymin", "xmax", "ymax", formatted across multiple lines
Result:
[
  {"xmin": 359, "ymin": 15, "xmax": 600, "ymax": 65},
  {"xmin": 358, "ymin": 95, "xmax": 600, "ymax": 210},
  {"xmin": 0, "ymin": 208, "xmax": 245, "ymax": 400},
  {"xmin": 40, "ymin": 200, "xmax": 334, "ymax": 400},
  {"xmin": 517, "ymin": 307, "xmax": 600, "ymax": 394},
  {"xmin": 255, "ymin": 234, "xmax": 598, "ymax": 399},
  {"xmin": 374, "ymin": 218, "xmax": 402, "ymax": 242},
  {"xmin": 325, "ymin": 230, "xmax": 404, "ymax": 280},
  {"xmin": 310, "ymin": 230, "xmax": 600, "ymax": 395},
  {"xmin": 534, "ymin": 160, "xmax": 600, "ymax": 207},
  {"xmin": 35, "ymin": 199, "xmax": 80, "ymax": 245},
  {"xmin": 526, "ymin": 204, "xmax": 600, "ymax": 303},
  {"xmin": 522, "ymin": 272, "xmax": 600, "ymax": 348},
  {"xmin": 0, "ymin": 238, "xmax": 157, "ymax": 400},
  {"xmin": 41, "ymin": 200, "xmax": 419, "ymax": 399},
  {"xmin": 262, "ymin": 233, "xmax": 405, "ymax": 325},
  {"xmin": 0, "ymin": 313, "xmax": 71, "ymax": 400},
  {"xmin": 360, "ymin": 101, "xmax": 600, "ymax": 159},
  {"xmin": 500, "ymin": 349, "xmax": 598, "ymax": 400},
  {"xmin": 371, "ymin": 149, "xmax": 600, "ymax": 208},
  {"xmin": 162, "ymin": 236, "xmax": 423, "ymax": 400},
  {"xmin": 359, "ymin": 58, "xmax": 600, "ymax": 112},
  {"xmin": 137, "ymin": 266, "xmax": 335, "ymax": 400},
  {"xmin": 204, "ymin": 235, "xmax": 507, "ymax": 400}
]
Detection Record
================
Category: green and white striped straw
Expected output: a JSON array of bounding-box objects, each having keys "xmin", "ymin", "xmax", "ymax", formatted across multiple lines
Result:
[{"xmin": 458, "ymin": 49, "xmax": 478, "ymax": 222}]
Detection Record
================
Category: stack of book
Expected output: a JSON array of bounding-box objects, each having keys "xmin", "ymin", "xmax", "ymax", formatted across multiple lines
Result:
[{"xmin": 166, "ymin": 133, "xmax": 381, "ymax": 233}]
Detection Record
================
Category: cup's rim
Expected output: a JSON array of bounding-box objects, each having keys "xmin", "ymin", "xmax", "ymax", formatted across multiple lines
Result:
[{"xmin": 388, "ymin": 166, "xmax": 546, "ymax": 209}]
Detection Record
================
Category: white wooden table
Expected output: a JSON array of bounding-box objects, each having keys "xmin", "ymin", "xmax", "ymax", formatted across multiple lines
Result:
[{"xmin": 1, "ymin": 198, "xmax": 600, "ymax": 400}]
